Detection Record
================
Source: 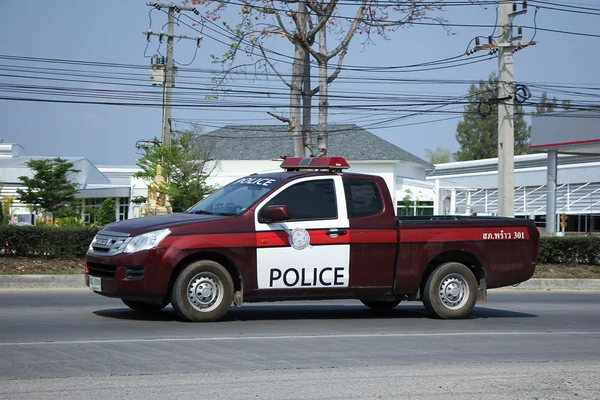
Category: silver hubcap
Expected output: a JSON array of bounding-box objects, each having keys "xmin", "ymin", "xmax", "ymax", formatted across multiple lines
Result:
[
  {"xmin": 438, "ymin": 273, "xmax": 469, "ymax": 310},
  {"xmin": 187, "ymin": 273, "xmax": 223, "ymax": 312}
]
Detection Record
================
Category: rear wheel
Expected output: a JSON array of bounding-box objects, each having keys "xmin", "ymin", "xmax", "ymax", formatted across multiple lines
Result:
[
  {"xmin": 121, "ymin": 299, "xmax": 169, "ymax": 315},
  {"xmin": 171, "ymin": 260, "xmax": 234, "ymax": 322},
  {"xmin": 423, "ymin": 262, "xmax": 477, "ymax": 319},
  {"xmin": 360, "ymin": 299, "xmax": 401, "ymax": 310}
]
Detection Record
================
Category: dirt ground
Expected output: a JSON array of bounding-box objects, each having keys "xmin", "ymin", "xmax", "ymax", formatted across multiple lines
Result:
[
  {"xmin": 0, "ymin": 257, "xmax": 85, "ymax": 275},
  {"xmin": 0, "ymin": 257, "xmax": 599, "ymax": 279}
]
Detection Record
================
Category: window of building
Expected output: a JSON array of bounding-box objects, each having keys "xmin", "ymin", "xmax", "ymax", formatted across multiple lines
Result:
[
  {"xmin": 83, "ymin": 197, "xmax": 106, "ymax": 224},
  {"xmin": 343, "ymin": 179, "xmax": 383, "ymax": 218},
  {"xmin": 262, "ymin": 179, "xmax": 337, "ymax": 221},
  {"xmin": 118, "ymin": 197, "xmax": 129, "ymax": 220}
]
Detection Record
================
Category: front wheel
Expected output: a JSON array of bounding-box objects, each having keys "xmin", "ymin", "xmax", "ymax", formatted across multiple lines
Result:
[
  {"xmin": 121, "ymin": 299, "xmax": 169, "ymax": 315},
  {"xmin": 422, "ymin": 262, "xmax": 477, "ymax": 319},
  {"xmin": 360, "ymin": 299, "xmax": 401, "ymax": 310},
  {"xmin": 171, "ymin": 260, "xmax": 234, "ymax": 322}
]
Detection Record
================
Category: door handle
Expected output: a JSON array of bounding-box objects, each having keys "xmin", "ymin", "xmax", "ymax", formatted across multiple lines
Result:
[{"xmin": 326, "ymin": 228, "xmax": 347, "ymax": 237}]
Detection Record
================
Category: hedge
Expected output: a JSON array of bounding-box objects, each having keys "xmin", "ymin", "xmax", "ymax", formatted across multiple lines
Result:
[
  {"xmin": 0, "ymin": 225, "xmax": 598, "ymax": 264},
  {"xmin": 538, "ymin": 236, "xmax": 600, "ymax": 265},
  {"xmin": 0, "ymin": 225, "xmax": 99, "ymax": 258}
]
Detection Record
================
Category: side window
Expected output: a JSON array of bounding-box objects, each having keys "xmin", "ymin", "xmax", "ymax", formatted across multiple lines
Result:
[
  {"xmin": 343, "ymin": 179, "xmax": 384, "ymax": 218},
  {"xmin": 263, "ymin": 179, "xmax": 337, "ymax": 221}
]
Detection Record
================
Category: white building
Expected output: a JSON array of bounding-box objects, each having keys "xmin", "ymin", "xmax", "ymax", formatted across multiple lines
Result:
[
  {"xmin": 0, "ymin": 143, "xmax": 135, "ymax": 224},
  {"xmin": 426, "ymin": 153, "xmax": 600, "ymax": 232}
]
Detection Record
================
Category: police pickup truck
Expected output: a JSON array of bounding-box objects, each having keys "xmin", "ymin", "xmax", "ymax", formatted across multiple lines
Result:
[{"xmin": 86, "ymin": 157, "xmax": 540, "ymax": 322}]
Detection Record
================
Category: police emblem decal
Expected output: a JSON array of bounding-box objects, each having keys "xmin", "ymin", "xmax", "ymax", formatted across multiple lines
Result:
[{"xmin": 289, "ymin": 228, "xmax": 310, "ymax": 250}]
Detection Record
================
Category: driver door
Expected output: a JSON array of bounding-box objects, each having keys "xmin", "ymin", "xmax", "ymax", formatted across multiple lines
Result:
[{"xmin": 254, "ymin": 176, "xmax": 351, "ymax": 292}]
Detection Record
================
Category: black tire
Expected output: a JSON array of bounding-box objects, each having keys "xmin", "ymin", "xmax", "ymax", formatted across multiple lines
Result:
[
  {"xmin": 121, "ymin": 299, "xmax": 169, "ymax": 314},
  {"xmin": 171, "ymin": 260, "xmax": 234, "ymax": 322},
  {"xmin": 422, "ymin": 262, "xmax": 478, "ymax": 319},
  {"xmin": 360, "ymin": 299, "xmax": 401, "ymax": 309}
]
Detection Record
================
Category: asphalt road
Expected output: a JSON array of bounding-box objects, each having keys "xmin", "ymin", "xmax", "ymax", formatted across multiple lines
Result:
[{"xmin": 1, "ymin": 290, "xmax": 600, "ymax": 399}]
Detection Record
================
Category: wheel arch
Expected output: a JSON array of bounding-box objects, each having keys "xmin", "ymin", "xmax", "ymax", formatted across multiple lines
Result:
[
  {"xmin": 420, "ymin": 250, "xmax": 487, "ymax": 298},
  {"xmin": 165, "ymin": 250, "xmax": 243, "ymax": 302}
]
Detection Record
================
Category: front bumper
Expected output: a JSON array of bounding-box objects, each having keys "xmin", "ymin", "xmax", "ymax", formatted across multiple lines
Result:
[{"xmin": 85, "ymin": 248, "xmax": 172, "ymax": 302}]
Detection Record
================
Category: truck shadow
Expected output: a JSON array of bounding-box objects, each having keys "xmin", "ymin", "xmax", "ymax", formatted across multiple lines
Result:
[{"xmin": 93, "ymin": 304, "xmax": 537, "ymax": 322}]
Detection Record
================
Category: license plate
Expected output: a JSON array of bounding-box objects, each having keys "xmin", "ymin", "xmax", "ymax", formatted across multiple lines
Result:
[{"xmin": 89, "ymin": 276, "xmax": 102, "ymax": 292}]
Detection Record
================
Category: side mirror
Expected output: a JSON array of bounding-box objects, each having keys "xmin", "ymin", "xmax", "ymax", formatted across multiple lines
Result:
[{"xmin": 262, "ymin": 205, "xmax": 290, "ymax": 223}]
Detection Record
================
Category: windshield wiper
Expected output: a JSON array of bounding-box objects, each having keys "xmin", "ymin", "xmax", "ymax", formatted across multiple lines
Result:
[
  {"xmin": 214, "ymin": 212, "xmax": 238, "ymax": 216},
  {"xmin": 189, "ymin": 210, "xmax": 215, "ymax": 215}
]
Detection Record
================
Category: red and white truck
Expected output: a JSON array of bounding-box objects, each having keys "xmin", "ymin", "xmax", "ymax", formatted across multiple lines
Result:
[{"xmin": 86, "ymin": 157, "xmax": 540, "ymax": 321}]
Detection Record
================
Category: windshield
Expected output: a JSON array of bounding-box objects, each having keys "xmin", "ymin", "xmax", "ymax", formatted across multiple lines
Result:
[{"xmin": 187, "ymin": 176, "xmax": 284, "ymax": 216}]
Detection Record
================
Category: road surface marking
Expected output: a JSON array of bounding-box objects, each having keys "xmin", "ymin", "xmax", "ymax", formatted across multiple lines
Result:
[{"xmin": 1, "ymin": 331, "xmax": 600, "ymax": 346}]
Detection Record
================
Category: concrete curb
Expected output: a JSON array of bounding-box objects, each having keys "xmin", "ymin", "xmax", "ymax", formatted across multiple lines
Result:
[
  {"xmin": 494, "ymin": 278, "xmax": 600, "ymax": 292},
  {"xmin": 0, "ymin": 275, "xmax": 599, "ymax": 291},
  {"xmin": 0, "ymin": 274, "xmax": 86, "ymax": 290}
]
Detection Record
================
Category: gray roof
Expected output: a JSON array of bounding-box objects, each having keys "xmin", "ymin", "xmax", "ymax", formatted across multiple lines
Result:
[
  {"xmin": 198, "ymin": 124, "xmax": 431, "ymax": 166},
  {"xmin": 0, "ymin": 156, "xmax": 110, "ymax": 185}
]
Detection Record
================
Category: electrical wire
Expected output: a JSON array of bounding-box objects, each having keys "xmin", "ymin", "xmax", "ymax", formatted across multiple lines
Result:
[
  {"xmin": 143, "ymin": 8, "xmax": 158, "ymax": 59},
  {"xmin": 531, "ymin": 6, "xmax": 539, "ymax": 42},
  {"xmin": 173, "ymin": 45, "xmax": 199, "ymax": 66},
  {"xmin": 529, "ymin": 0, "xmax": 600, "ymax": 13}
]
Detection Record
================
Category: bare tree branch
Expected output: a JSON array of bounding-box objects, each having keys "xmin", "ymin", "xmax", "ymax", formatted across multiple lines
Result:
[
  {"xmin": 259, "ymin": 45, "xmax": 292, "ymax": 89},
  {"xmin": 212, "ymin": 60, "xmax": 262, "ymax": 95},
  {"xmin": 324, "ymin": 0, "xmax": 368, "ymax": 60},
  {"xmin": 267, "ymin": 111, "xmax": 291, "ymax": 127},
  {"xmin": 310, "ymin": 46, "xmax": 347, "ymax": 96},
  {"xmin": 307, "ymin": 0, "xmax": 338, "ymax": 39},
  {"xmin": 273, "ymin": 10, "xmax": 295, "ymax": 43}
]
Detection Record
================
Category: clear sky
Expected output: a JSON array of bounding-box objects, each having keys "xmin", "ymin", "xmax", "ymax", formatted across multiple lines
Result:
[{"xmin": 1, "ymin": 0, "xmax": 598, "ymax": 165}]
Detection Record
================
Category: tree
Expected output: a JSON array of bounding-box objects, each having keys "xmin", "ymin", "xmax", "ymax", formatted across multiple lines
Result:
[
  {"xmin": 17, "ymin": 158, "xmax": 80, "ymax": 226},
  {"xmin": 399, "ymin": 190, "xmax": 414, "ymax": 216},
  {"xmin": 96, "ymin": 198, "xmax": 116, "ymax": 226},
  {"xmin": 0, "ymin": 201, "xmax": 4, "ymax": 225},
  {"xmin": 192, "ymin": 0, "xmax": 445, "ymax": 156},
  {"xmin": 399, "ymin": 189, "xmax": 425, "ymax": 216},
  {"xmin": 454, "ymin": 74, "xmax": 531, "ymax": 162},
  {"xmin": 135, "ymin": 129, "xmax": 216, "ymax": 213},
  {"xmin": 424, "ymin": 146, "xmax": 454, "ymax": 164}
]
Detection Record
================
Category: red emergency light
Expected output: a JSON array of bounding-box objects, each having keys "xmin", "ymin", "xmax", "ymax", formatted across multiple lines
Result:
[{"xmin": 280, "ymin": 157, "xmax": 350, "ymax": 172}]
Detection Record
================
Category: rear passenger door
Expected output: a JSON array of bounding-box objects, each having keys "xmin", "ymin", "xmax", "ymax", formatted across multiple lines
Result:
[
  {"xmin": 254, "ymin": 176, "xmax": 351, "ymax": 292},
  {"xmin": 343, "ymin": 178, "xmax": 397, "ymax": 290}
]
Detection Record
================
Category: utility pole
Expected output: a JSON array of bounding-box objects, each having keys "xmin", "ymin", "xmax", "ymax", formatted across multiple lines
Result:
[
  {"xmin": 144, "ymin": 2, "xmax": 201, "ymax": 147},
  {"xmin": 143, "ymin": 2, "xmax": 201, "ymax": 214},
  {"xmin": 497, "ymin": 0, "xmax": 515, "ymax": 217},
  {"xmin": 474, "ymin": 1, "xmax": 536, "ymax": 217},
  {"xmin": 162, "ymin": 6, "xmax": 175, "ymax": 147}
]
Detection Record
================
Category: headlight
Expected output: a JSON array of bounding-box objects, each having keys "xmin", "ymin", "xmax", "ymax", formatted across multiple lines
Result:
[{"xmin": 123, "ymin": 229, "xmax": 171, "ymax": 254}]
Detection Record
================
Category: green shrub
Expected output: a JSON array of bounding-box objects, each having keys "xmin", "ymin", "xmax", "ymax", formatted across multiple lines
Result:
[
  {"xmin": 96, "ymin": 198, "xmax": 116, "ymax": 226},
  {"xmin": 538, "ymin": 236, "xmax": 600, "ymax": 265},
  {"xmin": 0, "ymin": 225, "xmax": 99, "ymax": 258}
]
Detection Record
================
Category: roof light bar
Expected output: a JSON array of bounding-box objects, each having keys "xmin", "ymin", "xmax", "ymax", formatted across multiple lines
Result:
[{"xmin": 280, "ymin": 157, "xmax": 350, "ymax": 172}]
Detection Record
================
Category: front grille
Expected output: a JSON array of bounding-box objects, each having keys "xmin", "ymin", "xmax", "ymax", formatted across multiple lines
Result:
[
  {"xmin": 87, "ymin": 262, "xmax": 118, "ymax": 278},
  {"xmin": 88, "ymin": 231, "xmax": 131, "ymax": 256},
  {"xmin": 125, "ymin": 266, "xmax": 145, "ymax": 280}
]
